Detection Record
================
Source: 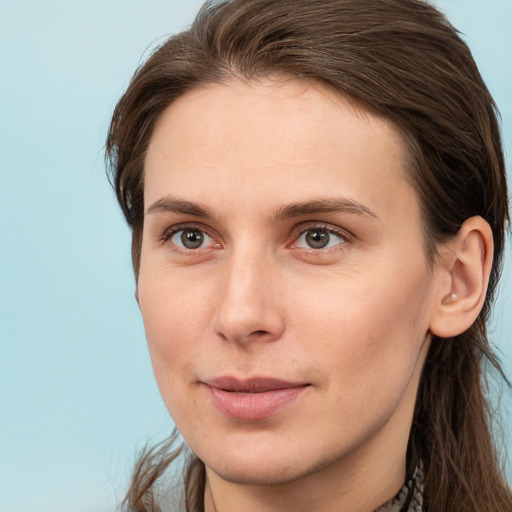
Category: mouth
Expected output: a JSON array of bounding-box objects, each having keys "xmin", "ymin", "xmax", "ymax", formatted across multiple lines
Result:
[{"xmin": 203, "ymin": 376, "xmax": 311, "ymax": 420}]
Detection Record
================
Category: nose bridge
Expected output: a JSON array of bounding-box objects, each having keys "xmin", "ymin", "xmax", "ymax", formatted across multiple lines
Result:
[{"xmin": 213, "ymin": 244, "xmax": 283, "ymax": 344}]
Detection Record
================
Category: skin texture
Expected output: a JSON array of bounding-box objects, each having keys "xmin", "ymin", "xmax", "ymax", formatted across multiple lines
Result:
[{"xmin": 137, "ymin": 78, "xmax": 491, "ymax": 511}]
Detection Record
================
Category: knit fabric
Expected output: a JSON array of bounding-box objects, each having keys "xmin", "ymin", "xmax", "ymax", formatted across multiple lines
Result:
[{"xmin": 374, "ymin": 465, "xmax": 424, "ymax": 512}]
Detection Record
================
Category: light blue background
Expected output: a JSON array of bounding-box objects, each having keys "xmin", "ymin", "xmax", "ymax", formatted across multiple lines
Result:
[{"xmin": 1, "ymin": 1, "xmax": 510, "ymax": 511}]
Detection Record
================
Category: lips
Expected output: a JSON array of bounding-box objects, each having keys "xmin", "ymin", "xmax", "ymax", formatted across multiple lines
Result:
[{"xmin": 204, "ymin": 377, "xmax": 310, "ymax": 420}]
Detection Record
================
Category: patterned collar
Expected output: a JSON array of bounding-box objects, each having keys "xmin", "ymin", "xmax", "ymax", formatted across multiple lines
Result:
[{"xmin": 374, "ymin": 465, "xmax": 424, "ymax": 512}]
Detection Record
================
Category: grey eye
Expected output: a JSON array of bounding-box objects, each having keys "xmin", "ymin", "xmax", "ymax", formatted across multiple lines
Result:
[
  {"xmin": 305, "ymin": 229, "xmax": 331, "ymax": 249},
  {"xmin": 172, "ymin": 229, "xmax": 206, "ymax": 249},
  {"xmin": 295, "ymin": 228, "xmax": 345, "ymax": 250}
]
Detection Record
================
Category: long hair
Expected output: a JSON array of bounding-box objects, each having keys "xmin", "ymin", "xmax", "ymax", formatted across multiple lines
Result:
[{"xmin": 106, "ymin": 1, "xmax": 511, "ymax": 510}]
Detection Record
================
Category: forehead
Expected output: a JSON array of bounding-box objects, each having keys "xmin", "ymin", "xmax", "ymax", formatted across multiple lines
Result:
[{"xmin": 144, "ymin": 77, "xmax": 419, "ymax": 228}]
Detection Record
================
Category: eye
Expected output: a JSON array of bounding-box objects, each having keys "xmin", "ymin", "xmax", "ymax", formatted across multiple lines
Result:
[
  {"xmin": 294, "ymin": 227, "xmax": 346, "ymax": 250},
  {"xmin": 169, "ymin": 228, "xmax": 215, "ymax": 250}
]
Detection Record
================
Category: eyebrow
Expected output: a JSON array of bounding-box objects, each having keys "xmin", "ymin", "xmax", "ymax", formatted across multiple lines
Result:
[
  {"xmin": 146, "ymin": 195, "xmax": 378, "ymax": 221},
  {"xmin": 146, "ymin": 196, "xmax": 212, "ymax": 218},
  {"xmin": 272, "ymin": 197, "xmax": 379, "ymax": 221}
]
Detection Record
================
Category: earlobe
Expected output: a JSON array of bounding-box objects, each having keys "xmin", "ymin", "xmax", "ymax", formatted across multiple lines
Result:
[{"xmin": 429, "ymin": 216, "xmax": 493, "ymax": 338}]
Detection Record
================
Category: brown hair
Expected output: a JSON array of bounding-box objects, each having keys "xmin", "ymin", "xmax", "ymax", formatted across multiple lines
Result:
[{"xmin": 106, "ymin": 1, "xmax": 511, "ymax": 510}]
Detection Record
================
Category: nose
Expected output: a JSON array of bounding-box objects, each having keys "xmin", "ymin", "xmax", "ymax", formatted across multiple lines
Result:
[{"xmin": 212, "ymin": 249, "xmax": 285, "ymax": 345}]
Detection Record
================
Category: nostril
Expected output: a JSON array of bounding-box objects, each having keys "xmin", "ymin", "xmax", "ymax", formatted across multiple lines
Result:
[{"xmin": 251, "ymin": 330, "xmax": 269, "ymax": 337}]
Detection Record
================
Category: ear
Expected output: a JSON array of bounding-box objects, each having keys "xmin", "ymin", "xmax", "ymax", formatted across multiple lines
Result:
[{"xmin": 429, "ymin": 216, "xmax": 493, "ymax": 338}]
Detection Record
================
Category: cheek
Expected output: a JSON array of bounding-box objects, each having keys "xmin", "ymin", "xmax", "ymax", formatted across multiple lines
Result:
[
  {"xmin": 137, "ymin": 271, "xmax": 209, "ymax": 400},
  {"xmin": 292, "ymin": 262, "xmax": 432, "ymax": 393}
]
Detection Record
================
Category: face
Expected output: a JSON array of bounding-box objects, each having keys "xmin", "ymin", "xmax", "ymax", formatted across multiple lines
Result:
[{"xmin": 139, "ymin": 78, "xmax": 438, "ymax": 488}]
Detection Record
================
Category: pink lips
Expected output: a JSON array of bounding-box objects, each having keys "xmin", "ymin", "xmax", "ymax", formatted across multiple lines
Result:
[{"xmin": 204, "ymin": 377, "xmax": 310, "ymax": 420}]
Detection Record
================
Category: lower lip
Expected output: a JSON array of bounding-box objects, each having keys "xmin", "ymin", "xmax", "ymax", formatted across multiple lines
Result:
[{"xmin": 207, "ymin": 385, "xmax": 309, "ymax": 421}]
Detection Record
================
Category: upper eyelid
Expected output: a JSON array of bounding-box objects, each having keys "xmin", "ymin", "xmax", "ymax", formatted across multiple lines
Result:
[
  {"xmin": 160, "ymin": 222, "xmax": 218, "ymax": 241},
  {"xmin": 161, "ymin": 225, "xmax": 220, "ymax": 253},
  {"xmin": 293, "ymin": 222, "xmax": 353, "ymax": 240}
]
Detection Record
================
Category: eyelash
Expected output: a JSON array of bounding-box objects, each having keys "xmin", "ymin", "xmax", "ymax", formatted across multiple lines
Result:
[
  {"xmin": 160, "ymin": 223, "xmax": 352, "ymax": 253},
  {"xmin": 290, "ymin": 224, "xmax": 351, "ymax": 252},
  {"xmin": 160, "ymin": 223, "xmax": 219, "ymax": 252}
]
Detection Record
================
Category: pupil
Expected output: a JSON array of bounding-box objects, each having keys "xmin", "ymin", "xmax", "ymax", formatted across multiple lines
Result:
[
  {"xmin": 181, "ymin": 230, "xmax": 204, "ymax": 249},
  {"xmin": 306, "ymin": 230, "xmax": 329, "ymax": 249}
]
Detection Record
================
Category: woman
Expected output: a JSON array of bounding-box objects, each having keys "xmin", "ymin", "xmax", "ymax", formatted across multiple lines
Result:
[{"xmin": 106, "ymin": 0, "xmax": 511, "ymax": 510}]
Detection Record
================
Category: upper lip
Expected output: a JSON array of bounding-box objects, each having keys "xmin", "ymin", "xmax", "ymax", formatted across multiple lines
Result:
[{"xmin": 204, "ymin": 376, "xmax": 310, "ymax": 393}]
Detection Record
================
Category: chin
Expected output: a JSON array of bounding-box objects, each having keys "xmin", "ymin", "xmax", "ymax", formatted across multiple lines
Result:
[
  {"xmin": 200, "ymin": 435, "xmax": 351, "ymax": 487},
  {"xmin": 208, "ymin": 458, "xmax": 317, "ymax": 487}
]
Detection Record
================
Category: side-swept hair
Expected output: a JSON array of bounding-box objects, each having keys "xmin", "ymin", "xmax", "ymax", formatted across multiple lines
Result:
[{"xmin": 106, "ymin": 1, "xmax": 511, "ymax": 510}]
